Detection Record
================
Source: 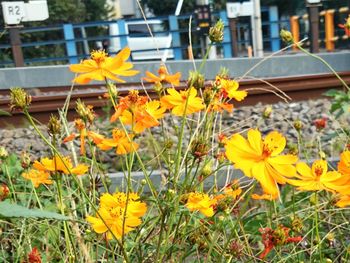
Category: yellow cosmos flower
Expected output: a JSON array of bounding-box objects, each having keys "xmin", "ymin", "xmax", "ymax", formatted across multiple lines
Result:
[
  {"xmin": 143, "ymin": 65, "xmax": 181, "ymax": 86},
  {"xmin": 120, "ymin": 100, "xmax": 166, "ymax": 133},
  {"xmin": 338, "ymin": 150, "xmax": 350, "ymax": 175},
  {"xmin": 86, "ymin": 192, "xmax": 147, "ymax": 239},
  {"xmin": 225, "ymin": 129, "xmax": 297, "ymax": 200},
  {"xmin": 96, "ymin": 128, "xmax": 139, "ymax": 155},
  {"xmin": 288, "ymin": 160, "xmax": 350, "ymax": 194},
  {"xmin": 22, "ymin": 169, "xmax": 53, "ymax": 188},
  {"xmin": 69, "ymin": 47, "xmax": 139, "ymax": 84},
  {"xmin": 33, "ymin": 156, "xmax": 89, "ymax": 175},
  {"xmin": 161, "ymin": 87, "xmax": 205, "ymax": 116},
  {"xmin": 218, "ymin": 77, "xmax": 247, "ymax": 101},
  {"xmin": 185, "ymin": 192, "xmax": 217, "ymax": 217}
]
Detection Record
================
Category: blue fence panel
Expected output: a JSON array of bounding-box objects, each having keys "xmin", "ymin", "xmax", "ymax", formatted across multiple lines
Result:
[
  {"xmin": 169, "ymin": 15, "xmax": 182, "ymax": 60},
  {"xmin": 269, "ymin": 6, "xmax": 280, "ymax": 51},
  {"xmin": 63, "ymin": 24, "xmax": 78, "ymax": 64},
  {"xmin": 219, "ymin": 11, "xmax": 232, "ymax": 58}
]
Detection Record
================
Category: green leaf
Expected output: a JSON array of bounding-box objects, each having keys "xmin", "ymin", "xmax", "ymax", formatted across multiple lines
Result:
[
  {"xmin": 0, "ymin": 109, "xmax": 11, "ymax": 116},
  {"xmin": 0, "ymin": 201, "xmax": 70, "ymax": 220},
  {"xmin": 323, "ymin": 89, "xmax": 340, "ymax": 97}
]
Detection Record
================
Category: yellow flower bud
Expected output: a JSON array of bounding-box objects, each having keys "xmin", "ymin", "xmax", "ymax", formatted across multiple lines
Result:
[
  {"xmin": 0, "ymin": 147, "xmax": 8, "ymax": 159},
  {"xmin": 293, "ymin": 120, "xmax": 303, "ymax": 131},
  {"xmin": 107, "ymin": 83, "xmax": 118, "ymax": 99},
  {"xmin": 280, "ymin": 29, "xmax": 294, "ymax": 44},
  {"xmin": 263, "ymin": 105, "xmax": 273, "ymax": 118},
  {"xmin": 201, "ymin": 161, "xmax": 213, "ymax": 177}
]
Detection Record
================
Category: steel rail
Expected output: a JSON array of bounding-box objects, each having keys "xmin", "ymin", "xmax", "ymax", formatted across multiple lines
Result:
[{"xmin": 1, "ymin": 72, "xmax": 349, "ymax": 127}]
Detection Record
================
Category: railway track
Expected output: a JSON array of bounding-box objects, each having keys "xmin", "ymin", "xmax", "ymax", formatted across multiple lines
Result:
[{"xmin": 1, "ymin": 72, "xmax": 350, "ymax": 127}]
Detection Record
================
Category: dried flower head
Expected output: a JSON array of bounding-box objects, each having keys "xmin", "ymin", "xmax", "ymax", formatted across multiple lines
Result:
[
  {"xmin": 188, "ymin": 71, "xmax": 205, "ymax": 90},
  {"xmin": 0, "ymin": 184, "xmax": 10, "ymax": 201},
  {"xmin": 314, "ymin": 117, "xmax": 327, "ymax": 131},
  {"xmin": 190, "ymin": 138, "xmax": 209, "ymax": 159},
  {"xmin": 20, "ymin": 151, "xmax": 31, "ymax": 169},
  {"xmin": 76, "ymin": 99, "xmax": 95, "ymax": 123},
  {"xmin": 10, "ymin": 87, "xmax": 32, "ymax": 111},
  {"xmin": 291, "ymin": 216, "xmax": 303, "ymax": 233},
  {"xmin": 47, "ymin": 115, "xmax": 61, "ymax": 136},
  {"xmin": 209, "ymin": 19, "xmax": 224, "ymax": 43}
]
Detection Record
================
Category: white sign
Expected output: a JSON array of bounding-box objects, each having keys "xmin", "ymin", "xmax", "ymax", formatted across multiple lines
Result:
[
  {"xmin": 226, "ymin": 1, "xmax": 254, "ymax": 18},
  {"xmin": 1, "ymin": 1, "xmax": 25, "ymax": 25},
  {"xmin": 2, "ymin": 1, "xmax": 49, "ymax": 25}
]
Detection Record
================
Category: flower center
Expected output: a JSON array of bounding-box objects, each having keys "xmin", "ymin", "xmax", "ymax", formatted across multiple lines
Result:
[
  {"xmin": 90, "ymin": 50, "xmax": 108, "ymax": 64},
  {"xmin": 314, "ymin": 165, "xmax": 323, "ymax": 177},
  {"xmin": 262, "ymin": 144, "xmax": 273, "ymax": 159}
]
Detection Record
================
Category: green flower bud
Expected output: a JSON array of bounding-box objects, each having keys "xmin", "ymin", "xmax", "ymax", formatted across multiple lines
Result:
[{"xmin": 209, "ymin": 20, "xmax": 224, "ymax": 43}]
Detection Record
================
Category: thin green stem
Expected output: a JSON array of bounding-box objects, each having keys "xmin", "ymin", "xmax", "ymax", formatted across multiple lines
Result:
[
  {"xmin": 23, "ymin": 109, "xmax": 130, "ymax": 262},
  {"xmin": 296, "ymin": 42, "xmax": 350, "ymax": 91}
]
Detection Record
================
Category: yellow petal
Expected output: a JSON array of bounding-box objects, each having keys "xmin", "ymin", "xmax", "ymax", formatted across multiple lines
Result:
[{"xmin": 247, "ymin": 129, "xmax": 262, "ymax": 154}]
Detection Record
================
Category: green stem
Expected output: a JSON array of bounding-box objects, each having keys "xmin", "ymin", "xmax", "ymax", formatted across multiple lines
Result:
[
  {"xmin": 313, "ymin": 192, "xmax": 323, "ymax": 262},
  {"xmin": 3, "ymin": 163, "xmax": 17, "ymax": 202},
  {"xmin": 296, "ymin": 42, "xmax": 350, "ymax": 91},
  {"xmin": 23, "ymin": 109, "xmax": 130, "ymax": 262}
]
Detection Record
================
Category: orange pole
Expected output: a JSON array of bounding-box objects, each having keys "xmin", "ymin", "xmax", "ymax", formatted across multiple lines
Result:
[
  {"xmin": 290, "ymin": 16, "xmax": 300, "ymax": 51},
  {"xmin": 325, "ymin": 10, "xmax": 335, "ymax": 52}
]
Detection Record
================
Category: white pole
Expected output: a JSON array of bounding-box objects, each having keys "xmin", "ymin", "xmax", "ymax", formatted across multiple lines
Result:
[
  {"xmin": 161, "ymin": 0, "xmax": 184, "ymax": 62},
  {"xmin": 175, "ymin": 0, "xmax": 184, "ymax": 16},
  {"xmin": 251, "ymin": 0, "xmax": 264, "ymax": 57}
]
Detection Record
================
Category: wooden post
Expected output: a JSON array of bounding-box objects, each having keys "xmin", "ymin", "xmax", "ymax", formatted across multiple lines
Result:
[
  {"xmin": 229, "ymin": 18, "xmax": 238, "ymax": 57},
  {"xmin": 325, "ymin": 10, "xmax": 335, "ymax": 52},
  {"xmin": 290, "ymin": 16, "xmax": 300, "ymax": 51},
  {"xmin": 307, "ymin": 4, "xmax": 321, "ymax": 53},
  {"xmin": 8, "ymin": 26, "xmax": 24, "ymax": 67}
]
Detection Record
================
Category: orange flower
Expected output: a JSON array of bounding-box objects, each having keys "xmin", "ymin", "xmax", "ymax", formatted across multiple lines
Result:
[
  {"xmin": 143, "ymin": 65, "xmax": 181, "ymax": 86},
  {"xmin": 120, "ymin": 100, "xmax": 166, "ymax": 133},
  {"xmin": 217, "ymin": 76, "xmax": 247, "ymax": 101},
  {"xmin": 69, "ymin": 47, "xmax": 139, "ymax": 84},
  {"xmin": 338, "ymin": 150, "xmax": 350, "ymax": 175},
  {"xmin": 110, "ymin": 90, "xmax": 148, "ymax": 123},
  {"xmin": 86, "ymin": 192, "xmax": 147, "ymax": 239},
  {"xmin": 338, "ymin": 15, "xmax": 350, "ymax": 37},
  {"xmin": 26, "ymin": 247, "xmax": 42, "ymax": 263},
  {"xmin": 289, "ymin": 160, "xmax": 350, "ymax": 194},
  {"xmin": 96, "ymin": 128, "xmax": 139, "ymax": 155},
  {"xmin": 161, "ymin": 87, "xmax": 205, "ymax": 116},
  {"xmin": 225, "ymin": 129, "xmax": 297, "ymax": 200},
  {"xmin": 33, "ymin": 156, "xmax": 88, "ymax": 176},
  {"xmin": 259, "ymin": 226, "xmax": 302, "ymax": 259},
  {"xmin": 22, "ymin": 169, "xmax": 53, "ymax": 188},
  {"xmin": 185, "ymin": 192, "xmax": 217, "ymax": 217},
  {"xmin": 214, "ymin": 180, "xmax": 242, "ymax": 203},
  {"xmin": 208, "ymin": 96, "xmax": 234, "ymax": 113},
  {"xmin": 336, "ymin": 195, "xmax": 350, "ymax": 207},
  {"xmin": 63, "ymin": 119, "xmax": 106, "ymax": 155}
]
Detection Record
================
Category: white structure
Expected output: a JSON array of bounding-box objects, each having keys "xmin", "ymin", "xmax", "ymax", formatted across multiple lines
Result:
[{"xmin": 2, "ymin": 0, "xmax": 49, "ymax": 25}]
